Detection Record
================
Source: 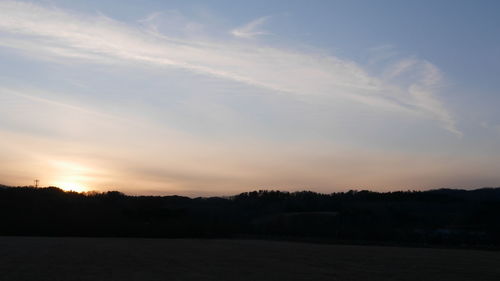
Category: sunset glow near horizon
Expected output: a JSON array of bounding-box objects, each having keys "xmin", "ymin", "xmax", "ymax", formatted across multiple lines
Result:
[{"xmin": 1, "ymin": 0, "xmax": 500, "ymax": 196}]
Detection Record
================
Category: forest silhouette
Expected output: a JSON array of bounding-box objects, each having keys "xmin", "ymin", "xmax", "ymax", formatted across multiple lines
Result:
[{"xmin": 1, "ymin": 184, "xmax": 499, "ymax": 248}]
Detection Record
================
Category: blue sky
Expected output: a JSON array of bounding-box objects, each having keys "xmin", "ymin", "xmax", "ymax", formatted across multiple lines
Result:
[{"xmin": 1, "ymin": 0, "xmax": 499, "ymax": 195}]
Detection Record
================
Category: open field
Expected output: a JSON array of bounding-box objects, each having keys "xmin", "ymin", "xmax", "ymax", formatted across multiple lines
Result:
[{"xmin": 1, "ymin": 237, "xmax": 499, "ymax": 281}]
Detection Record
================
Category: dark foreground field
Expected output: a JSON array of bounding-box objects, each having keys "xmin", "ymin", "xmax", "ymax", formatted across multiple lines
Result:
[{"xmin": 1, "ymin": 237, "xmax": 499, "ymax": 281}]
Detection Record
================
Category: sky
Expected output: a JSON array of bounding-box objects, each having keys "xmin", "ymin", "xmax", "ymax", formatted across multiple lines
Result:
[{"xmin": 1, "ymin": 0, "xmax": 500, "ymax": 196}]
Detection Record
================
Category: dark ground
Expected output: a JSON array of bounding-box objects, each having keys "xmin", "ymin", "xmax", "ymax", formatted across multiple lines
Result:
[{"xmin": 1, "ymin": 237, "xmax": 499, "ymax": 281}]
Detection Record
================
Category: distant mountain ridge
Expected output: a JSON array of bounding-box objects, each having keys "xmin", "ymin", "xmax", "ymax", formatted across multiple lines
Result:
[{"xmin": 1, "ymin": 185, "xmax": 499, "ymax": 248}]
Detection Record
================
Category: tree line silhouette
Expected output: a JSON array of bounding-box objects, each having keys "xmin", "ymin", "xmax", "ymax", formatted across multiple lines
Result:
[{"xmin": 1, "ymin": 184, "xmax": 499, "ymax": 248}]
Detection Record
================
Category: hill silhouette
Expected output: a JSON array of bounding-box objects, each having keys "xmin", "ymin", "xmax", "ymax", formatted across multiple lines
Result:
[{"xmin": 1, "ymin": 185, "xmax": 499, "ymax": 248}]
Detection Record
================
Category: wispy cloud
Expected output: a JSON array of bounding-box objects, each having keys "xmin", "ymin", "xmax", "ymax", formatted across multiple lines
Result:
[
  {"xmin": 138, "ymin": 10, "xmax": 205, "ymax": 36},
  {"xmin": 0, "ymin": 87, "xmax": 117, "ymax": 120},
  {"xmin": 0, "ymin": 0, "xmax": 459, "ymax": 135},
  {"xmin": 231, "ymin": 16, "xmax": 270, "ymax": 39},
  {"xmin": 383, "ymin": 58, "xmax": 461, "ymax": 136}
]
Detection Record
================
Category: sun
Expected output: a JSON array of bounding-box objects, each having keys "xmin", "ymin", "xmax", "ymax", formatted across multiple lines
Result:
[
  {"xmin": 53, "ymin": 181, "xmax": 88, "ymax": 193},
  {"xmin": 50, "ymin": 161, "xmax": 93, "ymax": 193}
]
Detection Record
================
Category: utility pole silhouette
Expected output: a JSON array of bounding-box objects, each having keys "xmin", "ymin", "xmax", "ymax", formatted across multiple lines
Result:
[{"xmin": 34, "ymin": 179, "xmax": 39, "ymax": 188}]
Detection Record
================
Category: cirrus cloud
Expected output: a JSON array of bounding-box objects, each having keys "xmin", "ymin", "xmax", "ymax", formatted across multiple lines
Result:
[{"xmin": 0, "ymin": 0, "xmax": 460, "ymax": 136}]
